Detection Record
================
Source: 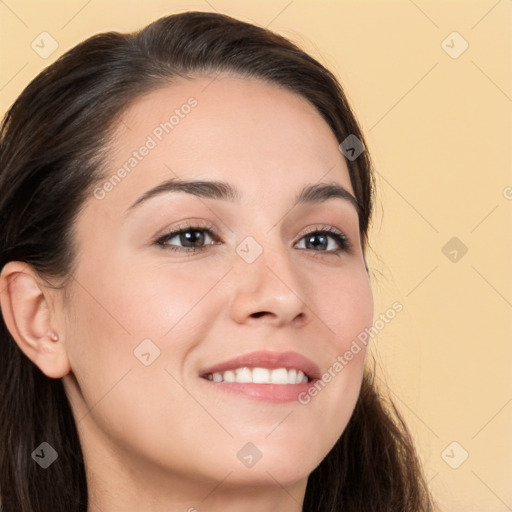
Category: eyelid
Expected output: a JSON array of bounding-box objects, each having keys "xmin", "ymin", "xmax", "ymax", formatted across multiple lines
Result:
[
  {"xmin": 154, "ymin": 220, "xmax": 219, "ymax": 248},
  {"xmin": 294, "ymin": 224, "xmax": 352, "ymax": 251},
  {"xmin": 156, "ymin": 220, "xmax": 216, "ymax": 237}
]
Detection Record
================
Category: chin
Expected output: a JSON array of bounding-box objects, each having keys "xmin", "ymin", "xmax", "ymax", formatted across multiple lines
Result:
[{"xmin": 213, "ymin": 436, "xmax": 329, "ymax": 488}]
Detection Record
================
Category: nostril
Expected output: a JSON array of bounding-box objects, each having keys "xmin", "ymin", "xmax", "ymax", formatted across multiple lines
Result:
[{"xmin": 251, "ymin": 311, "xmax": 269, "ymax": 318}]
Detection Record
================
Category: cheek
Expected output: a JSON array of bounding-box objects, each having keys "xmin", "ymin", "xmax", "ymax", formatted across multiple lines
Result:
[
  {"xmin": 310, "ymin": 263, "xmax": 374, "ymax": 349},
  {"xmin": 80, "ymin": 256, "xmax": 229, "ymax": 339},
  {"xmin": 63, "ymin": 257, "xmax": 231, "ymax": 406},
  {"xmin": 295, "ymin": 264, "xmax": 373, "ymax": 427}
]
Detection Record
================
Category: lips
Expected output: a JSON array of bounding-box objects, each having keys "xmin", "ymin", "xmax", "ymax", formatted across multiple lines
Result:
[{"xmin": 199, "ymin": 350, "xmax": 321, "ymax": 381}]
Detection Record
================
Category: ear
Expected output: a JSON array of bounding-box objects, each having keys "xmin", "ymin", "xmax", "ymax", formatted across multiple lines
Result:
[{"xmin": 0, "ymin": 261, "xmax": 70, "ymax": 378}]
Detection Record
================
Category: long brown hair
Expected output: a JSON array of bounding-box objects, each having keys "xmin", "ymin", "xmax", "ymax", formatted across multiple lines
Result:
[{"xmin": 0, "ymin": 11, "xmax": 435, "ymax": 511}]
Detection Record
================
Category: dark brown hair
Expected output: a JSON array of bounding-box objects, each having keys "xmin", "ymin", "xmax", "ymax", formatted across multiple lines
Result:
[{"xmin": 0, "ymin": 11, "xmax": 435, "ymax": 511}]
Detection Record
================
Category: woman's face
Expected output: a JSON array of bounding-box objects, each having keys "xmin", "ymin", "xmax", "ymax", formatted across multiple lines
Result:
[{"xmin": 61, "ymin": 75, "xmax": 373, "ymax": 497}]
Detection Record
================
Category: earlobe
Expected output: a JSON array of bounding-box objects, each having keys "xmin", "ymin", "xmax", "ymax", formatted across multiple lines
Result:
[{"xmin": 0, "ymin": 261, "xmax": 70, "ymax": 379}]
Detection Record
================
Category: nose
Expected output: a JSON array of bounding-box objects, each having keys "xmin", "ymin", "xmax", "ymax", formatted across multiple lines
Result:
[{"xmin": 229, "ymin": 241, "xmax": 309, "ymax": 328}]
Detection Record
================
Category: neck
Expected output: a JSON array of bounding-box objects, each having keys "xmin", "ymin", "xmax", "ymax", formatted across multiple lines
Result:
[{"xmin": 86, "ymin": 463, "xmax": 307, "ymax": 512}]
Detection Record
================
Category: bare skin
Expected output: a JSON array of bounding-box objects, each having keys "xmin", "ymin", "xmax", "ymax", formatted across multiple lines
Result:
[{"xmin": 0, "ymin": 74, "xmax": 373, "ymax": 511}]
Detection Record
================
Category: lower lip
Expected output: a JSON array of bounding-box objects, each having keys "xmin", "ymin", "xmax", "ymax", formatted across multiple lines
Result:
[{"xmin": 200, "ymin": 378, "xmax": 316, "ymax": 403}]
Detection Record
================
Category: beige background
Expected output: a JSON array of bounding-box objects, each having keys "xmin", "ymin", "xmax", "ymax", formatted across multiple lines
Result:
[{"xmin": 1, "ymin": 1, "xmax": 511, "ymax": 510}]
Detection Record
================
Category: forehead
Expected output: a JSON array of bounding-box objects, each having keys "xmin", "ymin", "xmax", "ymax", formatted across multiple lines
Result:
[{"xmin": 99, "ymin": 74, "xmax": 354, "ymax": 210}]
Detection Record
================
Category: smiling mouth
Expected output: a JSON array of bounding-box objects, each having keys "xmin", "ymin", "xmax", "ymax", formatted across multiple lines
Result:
[{"xmin": 202, "ymin": 367, "xmax": 311, "ymax": 384}]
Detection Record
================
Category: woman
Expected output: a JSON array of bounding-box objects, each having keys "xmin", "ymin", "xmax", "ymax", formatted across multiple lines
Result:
[{"xmin": 0, "ymin": 11, "xmax": 435, "ymax": 512}]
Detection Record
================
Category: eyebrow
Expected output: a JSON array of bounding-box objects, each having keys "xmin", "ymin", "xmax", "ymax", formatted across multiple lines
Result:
[{"xmin": 126, "ymin": 178, "xmax": 360, "ymax": 215}]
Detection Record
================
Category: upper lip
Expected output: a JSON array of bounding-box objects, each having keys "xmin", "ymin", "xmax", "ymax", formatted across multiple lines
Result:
[{"xmin": 199, "ymin": 350, "xmax": 321, "ymax": 380}]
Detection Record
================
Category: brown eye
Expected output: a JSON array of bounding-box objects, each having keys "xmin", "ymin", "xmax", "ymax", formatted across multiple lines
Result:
[
  {"xmin": 156, "ymin": 225, "xmax": 218, "ymax": 252},
  {"xmin": 295, "ymin": 228, "xmax": 351, "ymax": 253}
]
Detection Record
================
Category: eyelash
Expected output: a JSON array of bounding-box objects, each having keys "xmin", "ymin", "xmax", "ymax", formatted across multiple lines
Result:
[{"xmin": 155, "ymin": 222, "xmax": 352, "ymax": 255}]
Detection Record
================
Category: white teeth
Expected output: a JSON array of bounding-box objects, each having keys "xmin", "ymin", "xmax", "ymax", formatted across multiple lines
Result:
[
  {"xmin": 235, "ymin": 367, "xmax": 252, "ymax": 383},
  {"xmin": 206, "ymin": 367, "xmax": 309, "ymax": 384},
  {"xmin": 223, "ymin": 370, "xmax": 235, "ymax": 382},
  {"xmin": 270, "ymin": 368, "xmax": 289, "ymax": 384},
  {"xmin": 252, "ymin": 367, "xmax": 270, "ymax": 383}
]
